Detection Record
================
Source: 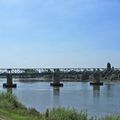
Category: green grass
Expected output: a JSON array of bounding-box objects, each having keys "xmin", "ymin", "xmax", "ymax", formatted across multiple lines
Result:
[
  {"xmin": 44, "ymin": 108, "xmax": 88, "ymax": 120},
  {"xmin": 0, "ymin": 108, "xmax": 42, "ymax": 120},
  {"xmin": 0, "ymin": 92, "xmax": 42, "ymax": 120},
  {"xmin": 0, "ymin": 92, "xmax": 120, "ymax": 120},
  {"xmin": 0, "ymin": 92, "xmax": 25, "ymax": 109},
  {"xmin": 101, "ymin": 115, "xmax": 120, "ymax": 120}
]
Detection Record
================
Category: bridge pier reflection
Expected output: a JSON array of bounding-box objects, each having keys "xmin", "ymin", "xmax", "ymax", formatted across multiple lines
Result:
[
  {"xmin": 53, "ymin": 87, "xmax": 60, "ymax": 96},
  {"xmin": 53, "ymin": 87, "xmax": 60, "ymax": 107},
  {"xmin": 93, "ymin": 85, "xmax": 100, "ymax": 97},
  {"xmin": 7, "ymin": 88, "xmax": 13, "ymax": 94}
]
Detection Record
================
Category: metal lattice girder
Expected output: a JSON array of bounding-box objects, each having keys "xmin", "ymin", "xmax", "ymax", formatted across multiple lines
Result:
[{"xmin": 0, "ymin": 68, "xmax": 119, "ymax": 75}]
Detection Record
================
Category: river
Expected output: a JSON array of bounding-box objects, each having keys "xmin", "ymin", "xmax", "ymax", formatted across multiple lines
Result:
[{"xmin": 0, "ymin": 79, "xmax": 120, "ymax": 117}]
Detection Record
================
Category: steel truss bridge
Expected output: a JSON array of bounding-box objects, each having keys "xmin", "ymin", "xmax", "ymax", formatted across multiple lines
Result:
[
  {"xmin": 0, "ymin": 68, "xmax": 120, "ymax": 75},
  {"xmin": 1, "ymin": 68, "xmax": 120, "ymax": 88}
]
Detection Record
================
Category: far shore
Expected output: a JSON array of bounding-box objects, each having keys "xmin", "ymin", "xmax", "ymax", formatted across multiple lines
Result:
[
  {"xmin": 0, "ymin": 77, "xmax": 120, "ymax": 83},
  {"xmin": 0, "ymin": 77, "xmax": 119, "ymax": 83}
]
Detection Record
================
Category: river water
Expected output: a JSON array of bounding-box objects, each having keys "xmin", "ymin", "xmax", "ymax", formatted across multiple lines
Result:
[{"xmin": 0, "ymin": 79, "xmax": 120, "ymax": 117}]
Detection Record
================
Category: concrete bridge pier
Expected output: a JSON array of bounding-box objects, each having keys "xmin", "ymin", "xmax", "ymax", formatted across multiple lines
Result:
[
  {"xmin": 50, "ymin": 69, "xmax": 63, "ymax": 87},
  {"xmin": 90, "ymin": 72, "xmax": 103, "ymax": 86},
  {"xmin": 3, "ymin": 74, "xmax": 17, "ymax": 88}
]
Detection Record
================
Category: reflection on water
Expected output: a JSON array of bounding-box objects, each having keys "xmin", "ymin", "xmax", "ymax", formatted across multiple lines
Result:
[
  {"xmin": 7, "ymin": 88, "xmax": 13, "ymax": 94},
  {"xmin": 53, "ymin": 87, "xmax": 60, "ymax": 96},
  {"xmin": 93, "ymin": 85, "xmax": 100, "ymax": 97},
  {"xmin": 53, "ymin": 87, "xmax": 60, "ymax": 107},
  {"xmin": 0, "ymin": 80, "xmax": 120, "ymax": 117},
  {"xmin": 106, "ymin": 83, "xmax": 112, "ymax": 97}
]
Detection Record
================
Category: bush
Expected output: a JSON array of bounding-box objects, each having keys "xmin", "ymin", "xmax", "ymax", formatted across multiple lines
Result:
[
  {"xmin": 45, "ymin": 108, "xmax": 89, "ymax": 120},
  {"xmin": 0, "ymin": 92, "xmax": 25, "ymax": 109}
]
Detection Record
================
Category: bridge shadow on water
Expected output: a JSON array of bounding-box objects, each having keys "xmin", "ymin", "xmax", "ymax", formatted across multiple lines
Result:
[
  {"xmin": 53, "ymin": 87, "xmax": 60, "ymax": 96},
  {"xmin": 6, "ymin": 88, "xmax": 13, "ymax": 94},
  {"xmin": 92, "ymin": 82, "xmax": 113, "ymax": 98},
  {"xmin": 53, "ymin": 87, "xmax": 60, "ymax": 107},
  {"xmin": 93, "ymin": 85, "xmax": 100, "ymax": 98}
]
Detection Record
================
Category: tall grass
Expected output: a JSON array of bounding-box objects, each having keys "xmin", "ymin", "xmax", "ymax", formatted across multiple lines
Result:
[
  {"xmin": 0, "ymin": 92, "xmax": 25, "ymax": 109},
  {"xmin": 45, "ymin": 108, "xmax": 88, "ymax": 120},
  {"xmin": 101, "ymin": 115, "xmax": 120, "ymax": 120},
  {"xmin": 0, "ymin": 92, "xmax": 41, "ymax": 120}
]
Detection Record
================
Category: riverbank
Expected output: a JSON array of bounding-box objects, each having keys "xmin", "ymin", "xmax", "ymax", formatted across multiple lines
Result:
[
  {"xmin": 0, "ymin": 77, "xmax": 120, "ymax": 82},
  {"xmin": 15, "ymin": 78, "xmax": 87, "ymax": 82},
  {"xmin": 13, "ymin": 78, "xmax": 120, "ymax": 83},
  {"xmin": 0, "ymin": 92, "xmax": 120, "ymax": 120}
]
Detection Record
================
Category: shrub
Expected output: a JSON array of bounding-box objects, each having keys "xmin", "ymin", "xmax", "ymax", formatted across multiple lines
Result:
[
  {"xmin": 0, "ymin": 92, "xmax": 25, "ymax": 109},
  {"xmin": 46, "ymin": 108, "xmax": 89, "ymax": 120}
]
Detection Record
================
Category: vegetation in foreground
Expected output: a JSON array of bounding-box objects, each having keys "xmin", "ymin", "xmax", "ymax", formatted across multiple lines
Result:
[{"xmin": 0, "ymin": 92, "xmax": 120, "ymax": 120}]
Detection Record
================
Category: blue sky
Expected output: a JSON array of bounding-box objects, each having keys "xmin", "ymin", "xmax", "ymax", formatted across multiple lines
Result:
[{"xmin": 0, "ymin": 0, "xmax": 120, "ymax": 68}]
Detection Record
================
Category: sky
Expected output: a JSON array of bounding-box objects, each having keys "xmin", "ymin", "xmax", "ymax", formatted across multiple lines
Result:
[{"xmin": 0, "ymin": 0, "xmax": 120, "ymax": 68}]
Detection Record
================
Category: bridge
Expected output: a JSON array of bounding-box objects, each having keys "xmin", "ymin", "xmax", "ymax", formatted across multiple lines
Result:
[
  {"xmin": 1, "ymin": 68, "xmax": 120, "ymax": 88},
  {"xmin": 0, "ymin": 68, "xmax": 108, "ymax": 75}
]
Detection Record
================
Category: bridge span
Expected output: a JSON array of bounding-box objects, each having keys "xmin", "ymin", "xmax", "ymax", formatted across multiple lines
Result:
[
  {"xmin": 1, "ymin": 68, "xmax": 120, "ymax": 88},
  {"xmin": 0, "ymin": 67, "xmax": 119, "ymax": 75},
  {"xmin": 0, "ymin": 67, "xmax": 120, "ymax": 75}
]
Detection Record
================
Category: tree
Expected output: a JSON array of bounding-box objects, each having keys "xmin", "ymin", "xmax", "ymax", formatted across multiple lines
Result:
[{"xmin": 107, "ymin": 62, "xmax": 111, "ymax": 71}]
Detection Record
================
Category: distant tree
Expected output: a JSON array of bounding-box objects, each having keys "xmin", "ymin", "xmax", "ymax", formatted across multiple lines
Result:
[
  {"xmin": 111, "ymin": 66, "xmax": 114, "ymax": 71},
  {"xmin": 97, "ymin": 68, "xmax": 100, "ymax": 73},
  {"xmin": 81, "ymin": 71, "xmax": 89, "ymax": 80},
  {"xmin": 107, "ymin": 62, "xmax": 112, "ymax": 71},
  {"xmin": 24, "ymin": 69, "xmax": 39, "ymax": 73},
  {"xmin": 93, "ymin": 68, "xmax": 96, "ymax": 73},
  {"xmin": 47, "ymin": 69, "xmax": 52, "ymax": 73}
]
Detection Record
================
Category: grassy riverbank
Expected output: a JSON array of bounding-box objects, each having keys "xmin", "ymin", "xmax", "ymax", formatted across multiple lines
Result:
[{"xmin": 0, "ymin": 93, "xmax": 120, "ymax": 120}]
